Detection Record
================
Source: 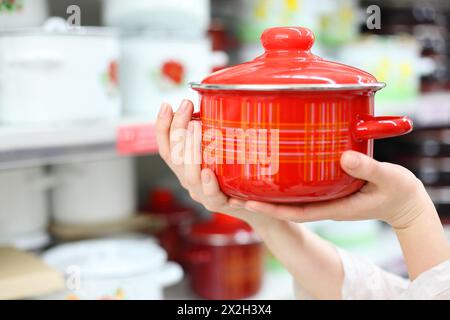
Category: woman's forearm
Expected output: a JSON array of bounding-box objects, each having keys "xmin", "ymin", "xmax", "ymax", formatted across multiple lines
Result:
[
  {"xmin": 250, "ymin": 219, "xmax": 344, "ymax": 299},
  {"xmin": 394, "ymin": 196, "xmax": 450, "ymax": 280}
]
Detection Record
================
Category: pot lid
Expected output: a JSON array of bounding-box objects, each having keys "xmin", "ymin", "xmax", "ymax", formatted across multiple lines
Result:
[
  {"xmin": 191, "ymin": 26, "xmax": 384, "ymax": 91},
  {"xmin": 191, "ymin": 213, "xmax": 252, "ymax": 235},
  {"xmin": 188, "ymin": 213, "xmax": 260, "ymax": 245},
  {"xmin": 0, "ymin": 17, "xmax": 118, "ymax": 38},
  {"xmin": 42, "ymin": 238, "xmax": 168, "ymax": 279}
]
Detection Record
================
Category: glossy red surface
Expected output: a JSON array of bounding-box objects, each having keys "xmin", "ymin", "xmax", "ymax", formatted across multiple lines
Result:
[
  {"xmin": 146, "ymin": 189, "xmax": 196, "ymax": 262},
  {"xmin": 192, "ymin": 27, "xmax": 413, "ymax": 203},
  {"xmin": 202, "ymin": 26, "xmax": 378, "ymax": 86},
  {"xmin": 184, "ymin": 214, "xmax": 263, "ymax": 300},
  {"xmin": 189, "ymin": 213, "xmax": 253, "ymax": 237}
]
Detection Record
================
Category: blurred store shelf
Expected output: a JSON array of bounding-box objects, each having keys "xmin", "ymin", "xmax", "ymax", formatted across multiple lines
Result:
[
  {"xmin": 164, "ymin": 227, "xmax": 407, "ymax": 300},
  {"xmin": 0, "ymin": 117, "xmax": 157, "ymax": 170},
  {"xmin": 164, "ymin": 269, "xmax": 295, "ymax": 300},
  {"xmin": 412, "ymin": 93, "xmax": 450, "ymax": 129},
  {"xmin": 0, "ymin": 92, "xmax": 447, "ymax": 170},
  {"xmin": 377, "ymin": 92, "xmax": 450, "ymax": 129}
]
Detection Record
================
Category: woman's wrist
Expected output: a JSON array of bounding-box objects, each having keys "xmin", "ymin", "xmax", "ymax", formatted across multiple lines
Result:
[
  {"xmin": 245, "ymin": 214, "xmax": 294, "ymax": 239},
  {"xmin": 388, "ymin": 181, "xmax": 435, "ymax": 231},
  {"xmin": 391, "ymin": 193, "xmax": 450, "ymax": 279}
]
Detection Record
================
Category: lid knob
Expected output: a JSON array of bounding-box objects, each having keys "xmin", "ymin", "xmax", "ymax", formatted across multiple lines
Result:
[{"xmin": 261, "ymin": 26, "xmax": 315, "ymax": 52}]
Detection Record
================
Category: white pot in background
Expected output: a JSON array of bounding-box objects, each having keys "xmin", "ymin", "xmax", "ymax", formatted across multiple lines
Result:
[
  {"xmin": 42, "ymin": 238, "xmax": 183, "ymax": 300},
  {"xmin": 121, "ymin": 33, "xmax": 226, "ymax": 120},
  {"xmin": 0, "ymin": 166, "xmax": 51, "ymax": 249},
  {"xmin": 102, "ymin": 0, "xmax": 210, "ymax": 36},
  {"xmin": 0, "ymin": 17, "xmax": 121, "ymax": 124},
  {"xmin": 50, "ymin": 157, "xmax": 136, "ymax": 225},
  {"xmin": 0, "ymin": 0, "xmax": 49, "ymax": 29}
]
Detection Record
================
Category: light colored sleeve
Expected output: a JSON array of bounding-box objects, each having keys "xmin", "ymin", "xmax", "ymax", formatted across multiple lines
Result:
[
  {"xmin": 294, "ymin": 248, "xmax": 410, "ymax": 300},
  {"xmin": 406, "ymin": 259, "xmax": 450, "ymax": 300},
  {"xmin": 338, "ymin": 249, "xmax": 409, "ymax": 299},
  {"xmin": 294, "ymin": 248, "xmax": 450, "ymax": 300}
]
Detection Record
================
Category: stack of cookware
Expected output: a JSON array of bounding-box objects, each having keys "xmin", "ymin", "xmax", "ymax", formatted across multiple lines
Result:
[
  {"xmin": 102, "ymin": 0, "xmax": 226, "ymax": 122},
  {"xmin": 0, "ymin": 157, "xmax": 137, "ymax": 251}
]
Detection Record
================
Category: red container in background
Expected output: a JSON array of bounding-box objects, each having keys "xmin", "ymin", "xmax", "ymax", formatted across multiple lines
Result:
[
  {"xmin": 146, "ymin": 189, "xmax": 196, "ymax": 263},
  {"xmin": 183, "ymin": 213, "xmax": 264, "ymax": 300}
]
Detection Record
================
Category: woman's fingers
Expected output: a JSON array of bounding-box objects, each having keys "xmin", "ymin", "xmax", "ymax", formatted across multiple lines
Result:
[
  {"xmin": 340, "ymin": 151, "xmax": 392, "ymax": 187},
  {"xmin": 184, "ymin": 121, "xmax": 202, "ymax": 184},
  {"xmin": 244, "ymin": 195, "xmax": 362, "ymax": 223},
  {"xmin": 156, "ymin": 102, "xmax": 174, "ymax": 162},
  {"xmin": 183, "ymin": 121, "xmax": 204, "ymax": 199},
  {"xmin": 200, "ymin": 169, "xmax": 229, "ymax": 212},
  {"xmin": 169, "ymin": 99, "xmax": 194, "ymax": 166}
]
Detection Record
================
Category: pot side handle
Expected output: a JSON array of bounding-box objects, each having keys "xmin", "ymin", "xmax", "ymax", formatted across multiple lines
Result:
[{"xmin": 355, "ymin": 115, "xmax": 413, "ymax": 140}]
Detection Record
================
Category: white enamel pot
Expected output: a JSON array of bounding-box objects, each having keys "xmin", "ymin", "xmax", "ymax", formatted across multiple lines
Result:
[
  {"xmin": 0, "ymin": 166, "xmax": 51, "ymax": 248},
  {"xmin": 41, "ymin": 238, "xmax": 183, "ymax": 300},
  {"xmin": 0, "ymin": 18, "xmax": 121, "ymax": 124},
  {"xmin": 50, "ymin": 157, "xmax": 136, "ymax": 225},
  {"xmin": 120, "ymin": 32, "xmax": 227, "ymax": 121}
]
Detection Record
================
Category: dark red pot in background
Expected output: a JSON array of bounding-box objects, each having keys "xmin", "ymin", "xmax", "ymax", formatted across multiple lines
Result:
[
  {"xmin": 145, "ymin": 189, "xmax": 196, "ymax": 263},
  {"xmin": 190, "ymin": 27, "xmax": 413, "ymax": 203},
  {"xmin": 182, "ymin": 213, "xmax": 264, "ymax": 300}
]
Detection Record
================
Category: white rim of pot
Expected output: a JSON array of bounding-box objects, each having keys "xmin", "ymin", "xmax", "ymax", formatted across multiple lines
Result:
[{"xmin": 42, "ymin": 238, "xmax": 168, "ymax": 279}]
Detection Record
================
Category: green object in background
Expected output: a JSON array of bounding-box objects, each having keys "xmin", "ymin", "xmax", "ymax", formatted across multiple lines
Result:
[
  {"xmin": 236, "ymin": 0, "xmax": 323, "ymax": 44},
  {"xmin": 315, "ymin": 221, "xmax": 381, "ymax": 249},
  {"xmin": 264, "ymin": 246, "xmax": 285, "ymax": 272},
  {"xmin": 316, "ymin": 0, "xmax": 359, "ymax": 47},
  {"xmin": 0, "ymin": 0, "xmax": 23, "ymax": 12},
  {"xmin": 337, "ymin": 35, "xmax": 430, "ymax": 104}
]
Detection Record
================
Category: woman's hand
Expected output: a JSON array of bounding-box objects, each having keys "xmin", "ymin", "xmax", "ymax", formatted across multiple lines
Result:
[
  {"xmin": 156, "ymin": 100, "xmax": 432, "ymax": 230},
  {"xmin": 156, "ymin": 99, "xmax": 449, "ymax": 283},
  {"xmin": 155, "ymin": 100, "xmax": 277, "ymax": 229},
  {"xmin": 243, "ymin": 149, "xmax": 433, "ymax": 230}
]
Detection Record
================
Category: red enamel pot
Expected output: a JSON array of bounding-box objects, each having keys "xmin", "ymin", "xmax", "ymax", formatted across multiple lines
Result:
[
  {"xmin": 182, "ymin": 214, "xmax": 263, "ymax": 300},
  {"xmin": 190, "ymin": 27, "xmax": 413, "ymax": 203}
]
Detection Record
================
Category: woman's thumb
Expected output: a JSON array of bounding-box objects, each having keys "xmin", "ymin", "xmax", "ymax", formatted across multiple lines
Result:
[{"xmin": 340, "ymin": 151, "xmax": 389, "ymax": 185}]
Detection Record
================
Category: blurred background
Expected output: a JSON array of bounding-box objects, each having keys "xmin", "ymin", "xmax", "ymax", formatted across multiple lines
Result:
[{"xmin": 0, "ymin": 0, "xmax": 449, "ymax": 300}]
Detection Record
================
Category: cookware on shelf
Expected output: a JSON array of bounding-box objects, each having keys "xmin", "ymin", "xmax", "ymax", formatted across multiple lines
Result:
[
  {"xmin": 235, "ymin": 0, "xmax": 323, "ymax": 43},
  {"xmin": 102, "ymin": 0, "xmax": 210, "ymax": 36},
  {"xmin": 121, "ymin": 31, "xmax": 227, "ymax": 121},
  {"xmin": 42, "ymin": 237, "xmax": 183, "ymax": 300},
  {"xmin": 145, "ymin": 188, "xmax": 197, "ymax": 263},
  {"xmin": 190, "ymin": 26, "xmax": 413, "ymax": 203},
  {"xmin": 338, "ymin": 35, "xmax": 435, "ymax": 104},
  {"xmin": 0, "ymin": 17, "xmax": 120, "ymax": 124},
  {"xmin": 182, "ymin": 213, "xmax": 263, "ymax": 300},
  {"xmin": 0, "ymin": 0, "xmax": 49, "ymax": 29},
  {"xmin": 0, "ymin": 166, "xmax": 51, "ymax": 250},
  {"xmin": 50, "ymin": 157, "xmax": 136, "ymax": 225},
  {"xmin": 396, "ymin": 128, "xmax": 450, "ymax": 158},
  {"xmin": 427, "ymin": 187, "xmax": 450, "ymax": 224},
  {"xmin": 402, "ymin": 157, "xmax": 450, "ymax": 187}
]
